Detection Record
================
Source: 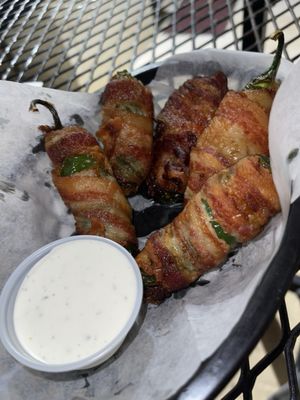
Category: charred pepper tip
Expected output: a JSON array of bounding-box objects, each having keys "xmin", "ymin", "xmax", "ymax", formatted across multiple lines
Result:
[
  {"xmin": 113, "ymin": 70, "xmax": 133, "ymax": 80},
  {"xmin": 244, "ymin": 30, "xmax": 284, "ymax": 90},
  {"xmin": 29, "ymin": 99, "xmax": 63, "ymax": 130}
]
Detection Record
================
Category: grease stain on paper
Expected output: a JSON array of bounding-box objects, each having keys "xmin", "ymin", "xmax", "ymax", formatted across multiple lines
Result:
[
  {"xmin": 287, "ymin": 148, "xmax": 299, "ymax": 162},
  {"xmin": 0, "ymin": 116, "xmax": 9, "ymax": 127},
  {"xmin": 0, "ymin": 180, "xmax": 30, "ymax": 202},
  {"xmin": 70, "ymin": 114, "xmax": 84, "ymax": 126}
]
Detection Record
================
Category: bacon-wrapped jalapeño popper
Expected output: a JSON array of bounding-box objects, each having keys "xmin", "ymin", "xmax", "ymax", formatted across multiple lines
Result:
[
  {"xmin": 96, "ymin": 71, "xmax": 154, "ymax": 196},
  {"xmin": 146, "ymin": 71, "xmax": 228, "ymax": 203},
  {"xmin": 136, "ymin": 155, "xmax": 280, "ymax": 303},
  {"xmin": 30, "ymin": 99, "xmax": 137, "ymax": 252},
  {"xmin": 185, "ymin": 31, "xmax": 284, "ymax": 202}
]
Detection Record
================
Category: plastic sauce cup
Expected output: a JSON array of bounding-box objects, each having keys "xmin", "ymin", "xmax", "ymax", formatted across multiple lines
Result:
[{"xmin": 0, "ymin": 235, "xmax": 143, "ymax": 372}]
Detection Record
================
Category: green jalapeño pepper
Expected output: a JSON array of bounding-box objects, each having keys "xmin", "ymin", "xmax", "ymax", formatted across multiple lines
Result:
[
  {"xmin": 259, "ymin": 155, "xmax": 271, "ymax": 169},
  {"xmin": 201, "ymin": 198, "xmax": 236, "ymax": 247},
  {"xmin": 116, "ymin": 102, "xmax": 147, "ymax": 117},
  {"xmin": 60, "ymin": 154, "xmax": 96, "ymax": 176},
  {"xmin": 113, "ymin": 70, "xmax": 133, "ymax": 80},
  {"xmin": 141, "ymin": 270, "xmax": 157, "ymax": 286}
]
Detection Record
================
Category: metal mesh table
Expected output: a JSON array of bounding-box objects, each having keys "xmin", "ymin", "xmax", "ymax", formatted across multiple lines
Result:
[
  {"xmin": 1, "ymin": 1, "xmax": 300, "ymax": 399},
  {"xmin": 1, "ymin": 0, "xmax": 300, "ymax": 92}
]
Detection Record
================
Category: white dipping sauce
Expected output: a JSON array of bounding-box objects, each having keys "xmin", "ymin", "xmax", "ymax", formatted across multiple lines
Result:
[{"xmin": 13, "ymin": 239, "xmax": 138, "ymax": 365}]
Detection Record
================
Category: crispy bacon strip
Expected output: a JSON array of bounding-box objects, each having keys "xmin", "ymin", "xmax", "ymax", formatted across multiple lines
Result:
[
  {"xmin": 96, "ymin": 71, "xmax": 154, "ymax": 196},
  {"xmin": 30, "ymin": 100, "xmax": 137, "ymax": 251},
  {"xmin": 184, "ymin": 88, "xmax": 276, "ymax": 201},
  {"xmin": 146, "ymin": 71, "xmax": 228, "ymax": 203},
  {"xmin": 136, "ymin": 155, "xmax": 280, "ymax": 303},
  {"xmin": 185, "ymin": 31, "xmax": 284, "ymax": 202}
]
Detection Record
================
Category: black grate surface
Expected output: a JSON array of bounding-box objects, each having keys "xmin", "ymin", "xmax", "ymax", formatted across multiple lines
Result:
[
  {"xmin": 221, "ymin": 293, "xmax": 300, "ymax": 400},
  {"xmin": 1, "ymin": 0, "xmax": 300, "ymax": 92}
]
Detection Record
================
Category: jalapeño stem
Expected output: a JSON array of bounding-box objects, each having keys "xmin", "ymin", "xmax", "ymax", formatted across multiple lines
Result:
[
  {"xmin": 244, "ymin": 31, "xmax": 284, "ymax": 90},
  {"xmin": 29, "ymin": 99, "xmax": 63, "ymax": 130}
]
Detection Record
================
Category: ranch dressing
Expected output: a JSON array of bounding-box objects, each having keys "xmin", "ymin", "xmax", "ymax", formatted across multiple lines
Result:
[{"xmin": 13, "ymin": 239, "xmax": 137, "ymax": 364}]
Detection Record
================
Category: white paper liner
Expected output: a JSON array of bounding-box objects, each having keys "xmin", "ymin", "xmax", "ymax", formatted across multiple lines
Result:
[{"xmin": 0, "ymin": 49, "xmax": 297, "ymax": 400}]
